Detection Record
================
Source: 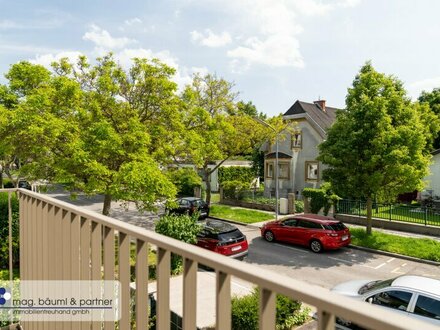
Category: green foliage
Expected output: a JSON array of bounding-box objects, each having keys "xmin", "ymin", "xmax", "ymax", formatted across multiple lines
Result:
[
  {"xmin": 318, "ymin": 62, "xmax": 438, "ymax": 232},
  {"xmin": 294, "ymin": 200, "xmax": 304, "ymax": 213},
  {"xmin": 155, "ymin": 214, "xmax": 202, "ymax": 274},
  {"xmin": 210, "ymin": 204, "xmax": 274, "ymax": 224},
  {"xmin": 231, "ymin": 288, "xmax": 305, "ymax": 330},
  {"xmin": 221, "ymin": 180, "xmax": 249, "ymax": 199},
  {"xmin": 350, "ymin": 228, "xmax": 440, "ymax": 262},
  {"xmin": 218, "ymin": 166, "xmax": 254, "ymax": 185},
  {"xmin": 419, "ymin": 87, "xmax": 440, "ymax": 150},
  {"xmin": 303, "ymin": 185, "xmax": 340, "ymax": 215},
  {"xmin": 167, "ymin": 167, "xmax": 202, "ymax": 196},
  {"xmin": 0, "ymin": 193, "xmax": 19, "ymax": 269}
]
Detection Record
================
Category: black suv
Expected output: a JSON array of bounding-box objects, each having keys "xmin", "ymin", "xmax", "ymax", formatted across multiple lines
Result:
[{"xmin": 168, "ymin": 197, "xmax": 210, "ymax": 219}]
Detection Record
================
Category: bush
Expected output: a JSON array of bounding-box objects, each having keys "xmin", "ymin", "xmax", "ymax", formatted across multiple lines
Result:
[
  {"xmin": 155, "ymin": 214, "xmax": 202, "ymax": 274},
  {"xmin": 294, "ymin": 200, "xmax": 304, "ymax": 213},
  {"xmin": 167, "ymin": 168, "xmax": 202, "ymax": 197},
  {"xmin": 0, "ymin": 192, "xmax": 19, "ymax": 269},
  {"xmin": 218, "ymin": 166, "xmax": 254, "ymax": 185},
  {"xmin": 303, "ymin": 184, "xmax": 340, "ymax": 215},
  {"xmin": 222, "ymin": 180, "xmax": 249, "ymax": 200},
  {"xmin": 3, "ymin": 180, "xmax": 14, "ymax": 188},
  {"xmin": 231, "ymin": 288, "xmax": 306, "ymax": 330}
]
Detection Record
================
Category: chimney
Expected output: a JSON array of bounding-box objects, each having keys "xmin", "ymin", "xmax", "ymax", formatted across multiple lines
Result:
[{"xmin": 314, "ymin": 99, "xmax": 326, "ymax": 112}]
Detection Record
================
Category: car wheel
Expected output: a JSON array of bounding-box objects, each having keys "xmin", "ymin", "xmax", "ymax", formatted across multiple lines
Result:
[
  {"xmin": 264, "ymin": 230, "xmax": 275, "ymax": 242},
  {"xmin": 310, "ymin": 240, "xmax": 323, "ymax": 253}
]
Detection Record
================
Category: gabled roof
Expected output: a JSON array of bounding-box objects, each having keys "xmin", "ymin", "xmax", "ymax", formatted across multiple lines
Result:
[
  {"xmin": 283, "ymin": 100, "xmax": 339, "ymax": 137},
  {"xmin": 265, "ymin": 152, "xmax": 292, "ymax": 159}
]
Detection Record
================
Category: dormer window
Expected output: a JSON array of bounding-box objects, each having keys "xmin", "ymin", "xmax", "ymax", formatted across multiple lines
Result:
[{"xmin": 291, "ymin": 131, "xmax": 302, "ymax": 149}]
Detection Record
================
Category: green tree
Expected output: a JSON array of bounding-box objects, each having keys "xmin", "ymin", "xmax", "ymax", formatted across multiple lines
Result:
[
  {"xmin": 318, "ymin": 62, "xmax": 438, "ymax": 234},
  {"xmin": 418, "ymin": 88, "xmax": 440, "ymax": 150},
  {"xmin": 0, "ymin": 56, "xmax": 179, "ymax": 215},
  {"xmin": 180, "ymin": 74, "xmax": 270, "ymax": 204}
]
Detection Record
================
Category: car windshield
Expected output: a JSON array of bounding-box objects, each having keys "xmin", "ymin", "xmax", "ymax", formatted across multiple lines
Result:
[
  {"xmin": 358, "ymin": 278, "xmax": 395, "ymax": 295},
  {"xmin": 324, "ymin": 222, "xmax": 347, "ymax": 231},
  {"xmin": 218, "ymin": 229, "xmax": 243, "ymax": 242},
  {"xmin": 192, "ymin": 200, "xmax": 205, "ymax": 207}
]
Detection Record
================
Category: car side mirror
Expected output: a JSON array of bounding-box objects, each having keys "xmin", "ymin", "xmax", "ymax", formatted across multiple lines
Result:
[{"xmin": 367, "ymin": 297, "xmax": 373, "ymax": 304}]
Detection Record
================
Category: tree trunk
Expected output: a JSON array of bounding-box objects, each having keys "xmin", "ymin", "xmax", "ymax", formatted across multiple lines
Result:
[
  {"xmin": 0, "ymin": 170, "xmax": 3, "ymax": 188},
  {"xmin": 102, "ymin": 194, "xmax": 112, "ymax": 216},
  {"xmin": 366, "ymin": 196, "xmax": 373, "ymax": 235},
  {"xmin": 203, "ymin": 168, "xmax": 212, "ymax": 205}
]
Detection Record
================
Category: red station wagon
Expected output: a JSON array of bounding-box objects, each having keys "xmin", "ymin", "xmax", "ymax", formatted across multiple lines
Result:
[
  {"xmin": 197, "ymin": 220, "xmax": 248, "ymax": 259},
  {"xmin": 260, "ymin": 214, "xmax": 351, "ymax": 253}
]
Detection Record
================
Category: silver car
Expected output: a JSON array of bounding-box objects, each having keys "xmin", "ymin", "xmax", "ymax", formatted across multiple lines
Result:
[{"xmin": 331, "ymin": 275, "xmax": 440, "ymax": 328}]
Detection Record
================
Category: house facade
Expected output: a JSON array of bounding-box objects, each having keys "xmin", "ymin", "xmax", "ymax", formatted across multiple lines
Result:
[
  {"xmin": 263, "ymin": 100, "xmax": 338, "ymax": 199},
  {"xmin": 422, "ymin": 149, "xmax": 440, "ymax": 199}
]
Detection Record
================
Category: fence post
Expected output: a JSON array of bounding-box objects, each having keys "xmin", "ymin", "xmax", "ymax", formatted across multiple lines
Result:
[
  {"xmin": 389, "ymin": 204, "xmax": 392, "ymax": 221},
  {"xmin": 424, "ymin": 208, "xmax": 428, "ymax": 226},
  {"xmin": 358, "ymin": 200, "xmax": 361, "ymax": 217}
]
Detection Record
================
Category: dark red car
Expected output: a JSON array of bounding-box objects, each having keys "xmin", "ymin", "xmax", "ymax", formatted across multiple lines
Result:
[
  {"xmin": 260, "ymin": 214, "xmax": 351, "ymax": 253},
  {"xmin": 196, "ymin": 220, "xmax": 248, "ymax": 259}
]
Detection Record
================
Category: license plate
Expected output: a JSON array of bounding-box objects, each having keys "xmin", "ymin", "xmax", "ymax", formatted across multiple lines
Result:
[
  {"xmin": 231, "ymin": 246, "xmax": 242, "ymax": 252},
  {"xmin": 342, "ymin": 235, "xmax": 348, "ymax": 241}
]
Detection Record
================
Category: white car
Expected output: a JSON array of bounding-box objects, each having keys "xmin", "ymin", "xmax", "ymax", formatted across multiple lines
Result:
[{"xmin": 331, "ymin": 275, "xmax": 440, "ymax": 328}]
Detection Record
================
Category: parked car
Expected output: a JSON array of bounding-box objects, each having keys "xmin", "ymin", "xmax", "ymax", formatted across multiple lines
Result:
[
  {"xmin": 196, "ymin": 220, "xmax": 248, "ymax": 259},
  {"xmin": 18, "ymin": 180, "xmax": 32, "ymax": 190},
  {"xmin": 167, "ymin": 197, "xmax": 210, "ymax": 219},
  {"xmin": 260, "ymin": 214, "xmax": 351, "ymax": 253},
  {"xmin": 332, "ymin": 275, "xmax": 440, "ymax": 328}
]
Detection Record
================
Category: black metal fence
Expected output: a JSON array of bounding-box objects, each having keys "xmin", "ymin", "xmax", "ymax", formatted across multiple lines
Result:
[{"xmin": 336, "ymin": 199, "xmax": 440, "ymax": 227}]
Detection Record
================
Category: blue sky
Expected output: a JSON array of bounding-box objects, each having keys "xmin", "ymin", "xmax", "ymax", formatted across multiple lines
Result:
[{"xmin": 1, "ymin": 0, "xmax": 440, "ymax": 116}]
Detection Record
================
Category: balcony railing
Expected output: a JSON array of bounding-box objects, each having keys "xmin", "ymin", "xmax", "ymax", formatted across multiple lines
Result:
[{"xmin": 1, "ymin": 188, "xmax": 438, "ymax": 330}]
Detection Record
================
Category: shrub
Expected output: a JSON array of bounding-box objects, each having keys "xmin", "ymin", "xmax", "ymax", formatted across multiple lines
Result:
[
  {"xmin": 218, "ymin": 166, "xmax": 254, "ymax": 185},
  {"xmin": 294, "ymin": 200, "xmax": 304, "ymax": 213},
  {"xmin": 154, "ymin": 214, "xmax": 202, "ymax": 274},
  {"xmin": 0, "ymin": 192, "xmax": 19, "ymax": 269},
  {"xmin": 167, "ymin": 168, "xmax": 202, "ymax": 197},
  {"xmin": 222, "ymin": 180, "xmax": 248, "ymax": 200},
  {"xmin": 303, "ymin": 184, "xmax": 340, "ymax": 215},
  {"xmin": 231, "ymin": 288, "xmax": 306, "ymax": 330}
]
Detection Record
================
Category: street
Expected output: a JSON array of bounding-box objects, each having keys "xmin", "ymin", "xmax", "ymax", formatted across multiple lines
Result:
[
  {"xmin": 234, "ymin": 223, "xmax": 440, "ymax": 289},
  {"xmin": 47, "ymin": 190, "xmax": 440, "ymax": 290}
]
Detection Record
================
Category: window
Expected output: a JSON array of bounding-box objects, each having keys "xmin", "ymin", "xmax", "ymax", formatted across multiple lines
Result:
[
  {"xmin": 291, "ymin": 131, "xmax": 302, "ymax": 149},
  {"xmin": 305, "ymin": 161, "xmax": 319, "ymax": 181},
  {"xmin": 367, "ymin": 290, "xmax": 412, "ymax": 311},
  {"xmin": 266, "ymin": 162, "xmax": 290, "ymax": 179},
  {"xmin": 266, "ymin": 163, "xmax": 274, "ymax": 178},
  {"xmin": 282, "ymin": 219, "xmax": 297, "ymax": 227},
  {"xmin": 296, "ymin": 220, "xmax": 322, "ymax": 229},
  {"xmin": 278, "ymin": 163, "xmax": 290, "ymax": 179},
  {"xmin": 414, "ymin": 295, "xmax": 440, "ymax": 320}
]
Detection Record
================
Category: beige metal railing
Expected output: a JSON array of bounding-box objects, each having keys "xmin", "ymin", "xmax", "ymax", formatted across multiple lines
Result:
[{"xmin": 2, "ymin": 188, "xmax": 438, "ymax": 329}]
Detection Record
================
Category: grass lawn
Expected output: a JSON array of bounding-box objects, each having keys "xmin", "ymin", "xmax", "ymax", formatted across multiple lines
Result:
[
  {"xmin": 350, "ymin": 228, "xmax": 440, "ymax": 262},
  {"xmin": 210, "ymin": 204, "xmax": 274, "ymax": 224}
]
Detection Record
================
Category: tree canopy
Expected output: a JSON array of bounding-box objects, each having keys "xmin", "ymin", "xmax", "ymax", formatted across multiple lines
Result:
[
  {"xmin": 418, "ymin": 87, "xmax": 440, "ymax": 150},
  {"xmin": 318, "ymin": 62, "xmax": 439, "ymax": 234}
]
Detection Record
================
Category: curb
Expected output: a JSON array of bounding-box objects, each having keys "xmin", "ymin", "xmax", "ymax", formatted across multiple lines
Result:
[
  {"xmin": 348, "ymin": 244, "xmax": 440, "ymax": 267},
  {"xmin": 210, "ymin": 216, "xmax": 440, "ymax": 267}
]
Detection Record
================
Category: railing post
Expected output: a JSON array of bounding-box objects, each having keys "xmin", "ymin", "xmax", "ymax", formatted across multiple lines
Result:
[
  {"xmin": 259, "ymin": 288, "xmax": 276, "ymax": 329},
  {"xmin": 317, "ymin": 310, "xmax": 335, "ymax": 330}
]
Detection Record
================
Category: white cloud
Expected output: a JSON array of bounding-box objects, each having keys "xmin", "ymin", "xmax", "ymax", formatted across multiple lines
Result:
[
  {"xmin": 191, "ymin": 0, "xmax": 360, "ymax": 70},
  {"xmin": 83, "ymin": 24, "xmax": 137, "ymax": 49},
  {"xmin": 29, "ymin": 51, "xmax": 84, "ymax": 67},
  {"xmin": 408, "ymin": 77, "xmax": 440, "ymax": 99},
  {"xmin": 124, "ymin": 18, "xmax": 142, "ymax": 26},
  {"xmin": 190, "ymin": 29, "xmax": 232, "ymax": 47}
]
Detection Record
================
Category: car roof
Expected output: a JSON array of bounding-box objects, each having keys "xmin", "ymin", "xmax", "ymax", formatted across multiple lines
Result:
[
  {"xmin": 179, "ymin": 197, "xmax": 202, "ymax": 201},
  {"xmin": 292, "ymin": 214, "xmax": 340, "ymax": 224},
  {"xmin": 204, "ymin": 220, "xmax": 238, "ymax": 234},
  {"xmin": 391, "ymin": 275, "xmax": 440, "ymax": 297}
]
